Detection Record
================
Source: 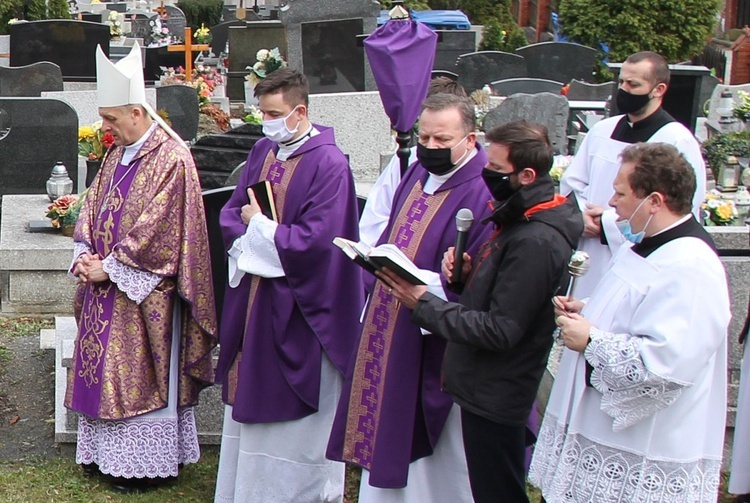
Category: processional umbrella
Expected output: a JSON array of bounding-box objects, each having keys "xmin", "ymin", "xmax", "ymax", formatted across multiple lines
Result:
[{"xmin": 364, "ymin": 1, "xmax": 438, "ymax": 175}]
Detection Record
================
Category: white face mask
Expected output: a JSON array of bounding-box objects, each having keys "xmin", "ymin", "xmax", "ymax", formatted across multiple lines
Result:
[{"xmin": 262, "ymin": 105, "xmax": 301, "ymax": 143}]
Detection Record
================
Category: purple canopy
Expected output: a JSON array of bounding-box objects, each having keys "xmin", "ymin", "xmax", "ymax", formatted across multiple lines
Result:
[{"xmin": 364, "ymin": 19, "xmax": 438, "ymax": 132}]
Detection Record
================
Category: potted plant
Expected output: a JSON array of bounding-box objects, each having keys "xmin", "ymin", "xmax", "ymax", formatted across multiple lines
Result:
[
  {"xmin": 78, "ymin": 121, "xmax": 115, "ymax": 187},
  {"xmin": 245, "ymin": 48, "xmax": 286, "ymax": 106},
  {"xmin": 46, "ymin": 193, "xmax": 85, "ymax": 236}
]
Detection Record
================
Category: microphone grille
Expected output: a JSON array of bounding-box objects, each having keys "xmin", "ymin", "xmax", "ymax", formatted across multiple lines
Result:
[{"xmin": 455, "ymin": 208, "xmax": 474, "ymax": 232}]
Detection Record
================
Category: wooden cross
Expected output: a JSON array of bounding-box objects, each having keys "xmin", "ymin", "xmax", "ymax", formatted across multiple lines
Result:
[
  {"xmin": 168, "ymin": 27, "xmax": 210, "ymax": 81},
  {"xmin": 153, "ymin": 1, "xmax": 167, "ymax": 18}
]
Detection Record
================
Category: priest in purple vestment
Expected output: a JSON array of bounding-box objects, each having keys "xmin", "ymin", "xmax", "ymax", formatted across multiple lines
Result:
[
  {"xmin": 327, "ymin": 93, "xmax": 493, "ymax": 502},
  {"xmin": 213, "ymin": 69, "xmax": 364, "ymax": 503},
  {"xmin": 67, "ymin": 43, "xmax": 217, "ymax": 492}
]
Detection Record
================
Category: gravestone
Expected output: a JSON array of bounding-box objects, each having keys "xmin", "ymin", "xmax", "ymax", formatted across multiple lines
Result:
[
  {"xmin": 226, "ymin": 21, "xmax": 287, "ymax": 101},
  {"xmin": 9, "ymin": 20, "xmax": 110, "ymax": 82},
  {"xmin": 565, "ymin": 79, "xmax": 616, "ymax": 101},
  {"xmin": 706, "ymin": 83, "xmax": 750, "ymax": 122},
  {"xmin": 483, "ymin": 92, "xmax": 569, "ymax": 155},
  {"xmin": 210, "ymin": 19, "xmax": 245, "ymax": 57},
  {"xmin": 279, "ymin": 0, "xmax": 379, "ymax": 94},
  {"xmin": 106, "ymin": 2, "xmax": 128, "ymax": 12},
  {"xmin": 202, "ymin": 186, "xmax": 234, "ymax": 325},
  {"xmin": 191, "ymin": 123, "xmax": 263, "ymax": 188},
  {"xmin": 0, "ymin": 98, "xmax": 78, "ymax": 196},
  {"xmin": 0, "ymin": 63, "xmax": 64, "ymax": 97},
  {"xmin": 456, "ymin": 51, "xmax": 527, "ymax": 94},
  {"xmin": 79, "ymin": 12, "xmax": 102, "ymax": 23},
  {"xmin": 516, "ymin": 42, "xmax": 597, "ymax": 84},
  {"xmin": 129, "ymin": 16, "xmax": 154, "ymax": 45},
  {"xmin": 156, "ymin": 84, "xmax": 199, "ymax": 141},
  {"xmin": 163, "ymin": 5, "xmax": 187, "ymax": 40},
  {"xmin": 490, "ymin": 77, "xmax": 563, "ymax": 96},
  {"xmin": 433, "ymin": 30, "xmax": 476, "ymax": 73},
  {"xmin": 144, "ymin": 44, "xmax": 191, "ymax": 82}
]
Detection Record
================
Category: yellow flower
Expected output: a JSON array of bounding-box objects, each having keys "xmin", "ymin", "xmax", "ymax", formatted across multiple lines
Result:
[
  {"xmin": 716, "ymin": 204, "xmax": 734, "ymax": 221},
  {"xmin": 78, "ymin": 126, "xmax": 96, "ymax": 142}
]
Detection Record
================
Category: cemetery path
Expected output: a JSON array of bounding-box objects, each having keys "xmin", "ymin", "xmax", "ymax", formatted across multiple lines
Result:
[{"xmin": 0, "ymin": 330, "xmax": 57, "ymax": 461}]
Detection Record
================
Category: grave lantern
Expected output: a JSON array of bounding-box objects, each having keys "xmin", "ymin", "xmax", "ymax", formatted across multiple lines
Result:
[
  {"xmin": 46, "ymin": 161, "xmax": 74, "ymax": 202},
  {"xmin": 718, "ymin": 89, "xmax": 736, "ymax": 124},
  {"xmin": 718, "ymin": 155, "xmax": 740, "ymax": 193}
]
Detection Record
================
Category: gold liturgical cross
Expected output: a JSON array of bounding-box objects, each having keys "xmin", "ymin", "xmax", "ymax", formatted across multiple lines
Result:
[{"xmin": 168, "ymin": 27, "xmax": 210, "ymax": 81}]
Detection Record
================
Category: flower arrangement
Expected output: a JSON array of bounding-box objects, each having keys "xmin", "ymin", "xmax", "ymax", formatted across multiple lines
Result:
[
  {"xmin": 159, "ymin": 65, "xmax": 222, "ymax": 109},
  {"xmin": 78, "ymin": 121, "xmax": 115, "ymax": 161},
  {"xmin": 243, "ymin": 105, "xmax": 263, "ymax": 125},
  {"xmin": 150, "ymin": 18, "xmax": 171, "ymax": 46},
  {"xmin": 194, "ymin": 23, "xmax": 211, "ymax": 45},
  {"xmin": 734, "ymin": 90, "xmax": 750, "ymax": 122},
  {"xmin": 702, "ymin": 190, "xmax": 738, "ymax": 226},
  {"xmin": 45, "ymin": 194, "xmax": 84, "ymax": 229},
  {"xmin": 245, "ymin": 48, "xmax": 287, "ymax": 86},
  {"xmin": 549, "ymin": 155, "xmax": 573, "ymax": 183},
  {"xmin": 108, "ymin": 11, "xmax": 122, "ymax": 38}
]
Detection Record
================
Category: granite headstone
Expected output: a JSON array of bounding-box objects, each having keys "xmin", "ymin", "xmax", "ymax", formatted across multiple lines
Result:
[
  {"xmin": 210, "ymin": 19, "xmax": 245, "ymax": 56},
  {"xmin": 483, "ymin": 92, "xmax": 569, "ymax": 155},
  {"xmin": 456, "ymin": 51, "xmax": 527, "ymax": 94},
  {"xmin": 0, "ymin": 62, "xmax": 64, "ymax": 97},
  {"xmin": 9, "ymin": 20, "xmax": 110, "ymax": 82},
  {"xmin": 516, "ymin": 42, "xmax": 597, "ymax": 84},
  {"xmin": 565, "ymin": 79, "xmax": 616, "ymax": 101},
  {"xmin": 490, "ymin": 77, "xmax": 564, "ymax": 96},
  {"xmin": 156, "ymin": 84, "xmax": 199, "ymax": 141},
  {"xmin": 191, "ymin": 123, "xmax": 263, "ymax": 188},
  {"xmin": 279, "ymin": 0, "xmax": 379, "ymax": 94},
  {"xmin": 226, "ymin": 21, "xmax": 287, "ymax": 101},
  {"xmin": 163, "ymin": 5, "xmax": 187, "ymax": 40},
  {"xmin": 433, "ymin": 30, "xmax": 476, "ymax": 73},
  {"xmin": 0, "ymin": 98, "xmax": 78, "ymax": 196}
]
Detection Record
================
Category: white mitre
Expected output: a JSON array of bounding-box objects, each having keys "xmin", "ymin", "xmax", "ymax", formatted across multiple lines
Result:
[{"xmin": 95, "ymin": 42, "xmax": 187, "ymax": 149}]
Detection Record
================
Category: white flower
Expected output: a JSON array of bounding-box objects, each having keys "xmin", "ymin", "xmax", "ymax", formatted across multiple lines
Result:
[
  {"xmin": 256, "ymin": 49, "xmax": 270, "ymax": 62},
  {"xmin": 253, "ymin": 62, "xmax": 264, "ymax": 72}
]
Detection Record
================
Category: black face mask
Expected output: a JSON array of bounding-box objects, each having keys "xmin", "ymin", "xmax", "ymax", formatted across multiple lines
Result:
[
  {"xmin": 482, "ymin": 168, "xmax": 517, "ymax": 201},
  {"xmin": 615, "ymin": 87, "xmax": 652, "ymax": 115},
  {"xmin": 416, "ymin": 143, "xmax": 456, "ymax": 175}
]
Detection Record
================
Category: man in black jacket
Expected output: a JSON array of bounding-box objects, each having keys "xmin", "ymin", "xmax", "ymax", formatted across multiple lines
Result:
[{"xmin": 381, "ymin": 120, "xmax": 583, "ymax": 503}]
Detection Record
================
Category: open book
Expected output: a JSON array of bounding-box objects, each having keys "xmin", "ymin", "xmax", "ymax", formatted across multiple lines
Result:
[
  {"xmin": 333, "ymin": 237, "xmax": 429, "ymax": 285},
  {"xmin": 246, "ymin": 180, "xmax": 278, "ymax": 222}
]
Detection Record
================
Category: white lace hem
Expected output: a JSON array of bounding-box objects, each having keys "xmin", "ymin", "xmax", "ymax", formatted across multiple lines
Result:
[
  {"xmin": 528, "ymin": 414, "xmax": 722, "ymax": 503},
  {"xmin": 69, "ymin": 242, "xmax": 92, "ymax": 279},
  {"xmin": 75, "ymin": 407, "xmax": 200, "ymax": 479},
  {"xmin": 102, "ymin": 255, "xmax": 162, "ymax": 304},
  {"xmin": 585, "ymin": 328, "xmax": 686, "ymax": 431}
]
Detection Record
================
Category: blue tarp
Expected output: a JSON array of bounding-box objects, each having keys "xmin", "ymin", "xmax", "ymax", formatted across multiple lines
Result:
[{"xmin": 377, "ymin": 10, "xmax": 472, "ymax": 30}]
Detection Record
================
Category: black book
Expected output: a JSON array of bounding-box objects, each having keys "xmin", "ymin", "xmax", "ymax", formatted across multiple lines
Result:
[
  {"xmin": 333, "ymin": 237, "xmax": 428, "ymax": 285},
  {"xmin": 246, "ymin": 180, "xmax": 278, "ymax": 222}
]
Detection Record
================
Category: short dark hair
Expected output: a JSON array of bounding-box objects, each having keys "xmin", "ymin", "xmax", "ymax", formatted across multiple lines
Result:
[
  {"xmin": 484, "ymin": 120, "xmax": 553, "ymax": 175},
  {"xmin": 619, "ymin": 142, "xmax": 695, "ymax": 214},
  {"xmin": 625, "ymin": 51, "xmax": 670, "ymax": 86},
  {"xmin": 254, "ymin": 68, "xmax": 309, "ymax": 107},
  {"xmin": 420, "ymin": 93, "xmax": 476, "ymax": 135},
  {"xmin": 428, "ymin": 76, "xmax": 468, "ymax": 98}
]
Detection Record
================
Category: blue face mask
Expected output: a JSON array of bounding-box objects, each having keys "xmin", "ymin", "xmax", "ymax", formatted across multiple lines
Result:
[{"xmin": 615, "ymin": 195, "xmax": 654, "ymax": 244}]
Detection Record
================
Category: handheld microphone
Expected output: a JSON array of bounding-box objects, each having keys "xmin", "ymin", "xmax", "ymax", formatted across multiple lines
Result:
[{"xmin": 451, "ymin": 208, "xmax": 474, "ymax": 285}]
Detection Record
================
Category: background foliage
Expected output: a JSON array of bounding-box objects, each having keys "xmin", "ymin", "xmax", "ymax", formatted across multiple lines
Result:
[
  {"xmin": 46, "ymin": 0, "xmax": 70, "ymax": 19},
  {"xmin": 176, "ymin": 0, "xmax": 223, "ymax": 32},
  {"xmin": 558, "ymin": 0, "xmax": 721, "ymax": 63}
]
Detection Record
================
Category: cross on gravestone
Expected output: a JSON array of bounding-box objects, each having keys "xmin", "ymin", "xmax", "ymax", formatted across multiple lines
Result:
[
  {"xmin": 168, "ymin": 27, "xmax": 210, "ymax": 79},
  {"xmin": 153, "ymin": 0, "xmax": 166, "ymax": 17},
  {"xmin": 0, "ymin": 98, "xmax": 79, "ymax": 196}
]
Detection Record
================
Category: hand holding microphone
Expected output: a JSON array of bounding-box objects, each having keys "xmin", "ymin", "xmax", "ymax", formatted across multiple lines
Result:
[{"xmin": 449, "ymin": 208, "xmax": 474, "ymax": 286}]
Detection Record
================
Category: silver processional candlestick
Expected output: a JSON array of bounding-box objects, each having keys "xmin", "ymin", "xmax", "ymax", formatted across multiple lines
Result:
[{"xmin": 566, "ymin": 250, "xmax": 590, "ymax": 301}]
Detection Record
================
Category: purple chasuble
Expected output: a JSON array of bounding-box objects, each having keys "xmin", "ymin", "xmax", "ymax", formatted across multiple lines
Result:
[
  {"xmin": 327, "ymin": 146, "xmax": 493, "ymax": 488},
  {"xmin": 69, "ymin": 160, "xmax": 141, "ymax": 417},
  {"xmin": 217, "ymin": 126, "xmax": 364, "ymax": 423}
]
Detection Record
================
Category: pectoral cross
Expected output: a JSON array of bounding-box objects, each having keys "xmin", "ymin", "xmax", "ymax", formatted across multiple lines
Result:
[{"xmin": 168, "ymin": 27, "xmax": 210, "ymax": 80}]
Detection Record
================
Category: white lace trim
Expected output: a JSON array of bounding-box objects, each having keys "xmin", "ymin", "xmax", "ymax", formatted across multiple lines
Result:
[
  {"xmin": 75, "ymin": 408, "xmax": 200, "ymax": 479},
  {"xmin": 102, "ymin": 255, "xmax": 162, "ymax": 304},
  {"xmin": 528, "ymin": 414, "xmax": 722, "ymax": 503},
  {"xmin": 585, "ymin": 328, "xmax": 686, "ymax": 431},
  {"xmin": 69, "ymin": 242, "xmax": 92, "ymax": 279},
  {"xmin": 235, "ymin": 214, "xmax": 284, "ymax": 278}
]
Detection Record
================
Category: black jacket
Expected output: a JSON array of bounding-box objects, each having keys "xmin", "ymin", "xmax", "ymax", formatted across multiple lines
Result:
[{"xmin": 411, "ymin": 176, "xmax": 582, "ymax": 426}]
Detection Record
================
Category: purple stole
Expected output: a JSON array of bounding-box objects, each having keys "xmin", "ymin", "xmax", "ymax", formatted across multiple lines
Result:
[
  {"xmin": 343, "ymin": 180, "xmax": 449, "ymax": 470},
  {"xmin": 69, "ymin": 160, "xmax": 141, "ymax": 418},
  {"xmin": 224, "ymin": 150, "xmax": 301, "ymax": 404}
]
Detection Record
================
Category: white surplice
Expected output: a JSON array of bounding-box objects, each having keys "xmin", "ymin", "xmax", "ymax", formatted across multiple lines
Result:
[
  {"xmin": 730, "ymin": 342, "xmax": 750, "ymax": 494},
  {"xmin": 529, "ymin": 236, "xmax": 730, "ymax": 503},
  {"xmin": 560, "ymin": 115, "xmax": 706, "ymax": 299}
]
